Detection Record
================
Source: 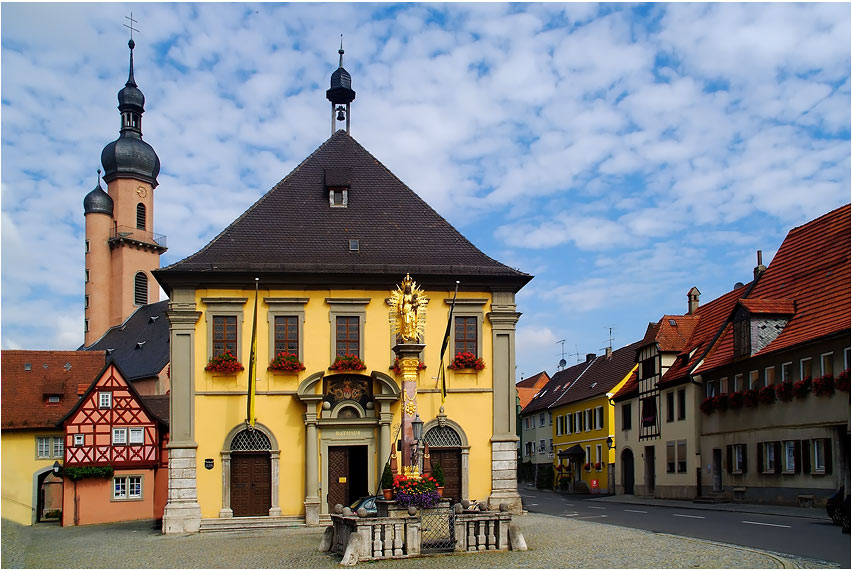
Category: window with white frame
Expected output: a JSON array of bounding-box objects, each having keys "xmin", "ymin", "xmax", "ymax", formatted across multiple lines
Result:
[
  {"xmin": 748, "ymin": 370, "xmax": 760, "ymax": 389},
  {"xmin": 74, "ymin": 434, "xmax": 85, "ymax": 447},
  {"xmin": 783, "ymin": 440, "xmax": 796, "ymax": 473},
  {"xmin": 129, "ymin": 427, "xmax": 144, "ymax": 444},
  {"xmin": 555, "ymin": 416, "xmax": 562, "ymax": 436},
  {"xmin": 733, "ymin": 374, "xmax": 744, "ymax": 392},
  {"xmin": 666, "ymin": 441, "xmax": 676, "ymax": 473},
  {"xmin": 112, "ymin": 428, "xmax": 127, "ymax": 445},
  {"xmin": 706, "ymin": 380, "xmax": 717, "ymax": 398},
  {"xmin": 595, "ymin": 406, "xmax": 604, "ymax": 430},
  {"xmin": 575, "ymin": 411, "xmax": 582, "ymax": 432},
  {"xmin": 36, "ymin": 436, "xmax": 64, "ymax": 459},
  {"xmin": 585, "ymin": 445, "xmax": 591, "ymax": 465},
  {"xmin": 677, "ymin": 441, "xmax": 687, "ymax": 473},
  {"xmin": 538, "ymin": 439, "xmax": 545, "ymax": 453},
  {"xmin": 812, "ymin": 439, "xmax": 827, "ymax": 472},
  {"xmin": 113, "ymin": 475, "xmax": 142, "ymax": 500},
  {"xmin": 820, "ymin": 353, "xmax": 834, "ymax": 377},
  {"xmin": 733, "ymin": 443, "xmax": 745, "ymax": 473},
  {"xmin": 566, "ymin": 414, "xmax": 574, "ymax": 434},
  {"xmin": 595, "ymin": 444, "xmax": 602, "ymax": 468},
  {"xmin": 781, "ymin": 362, "xmax": 793, "ymax": 382},
  {"xmin": 524, "ymin": 417, "xmax": 530, "ymax": 430},
  {"xmin": 525, "ymin": 442, "xmax": 532, "ymax": 456},
  {"xmin": 539, "ymin": 413, "xmax": 545, "ymax": 427},
  {"xmin": 765, "ymin": 366, "xmax": 776, "ymax": 386},
  {"xmin": 548, "ymin": 411, "xmax": 553, "ymax": 425},
  {"xmin": 761, "ymin": 442, "xmax": 776, "ymax": 473},
  {"xmin": 666, "ymin": 391, "xmax": 675, "ymax": 422},
  {"xmin": 622, "ymin": 403, "xmax": 632, "ymax": 431},
  {"xmin": 720, "ymin": 377, "xmax": 728, "ymax": 394},
  {"xmin": 99, "ymin": 391, "xmax": 112, "ymax": 409},
  {"xmin": 549, "ymin": 439, "xmax": 553, "ymax": 452},
  {"xmin": 584, "ymin": 409, "xmax": 592, "ymax": 431},
  {"xmin": 800, "ymin": 357, "xmax": 812, "ymax": 380},
  {"xmin": 677, "ymin": 389, "xmax": 686, "ymax": 420}
]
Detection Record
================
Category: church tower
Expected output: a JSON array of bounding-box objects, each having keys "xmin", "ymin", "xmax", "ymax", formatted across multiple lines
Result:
[{"xmin": 83, "ymin": 37, "xmax": 165, "ymax": 346}]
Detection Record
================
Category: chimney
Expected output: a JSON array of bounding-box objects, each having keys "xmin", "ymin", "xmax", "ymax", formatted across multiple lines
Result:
[
  {"xmin": 687, "ymin": 286, "xmax": 700, "ymax": 315},
  {"xmin": 605, "ymin": 346, "xmax": 612, "ymax": 359},
  {"xmin": 586, "ymin": 353, "xmax": 596, "ymax": 363},
  {"xmin": 753, "ymin": 250, "xmax": 767, "ymax": 281}
]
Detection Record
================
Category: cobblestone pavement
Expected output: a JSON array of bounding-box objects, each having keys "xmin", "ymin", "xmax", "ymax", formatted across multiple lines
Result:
[{"xmin": 1, "ymin": 513, "xmax": 838, "ymax": 569}]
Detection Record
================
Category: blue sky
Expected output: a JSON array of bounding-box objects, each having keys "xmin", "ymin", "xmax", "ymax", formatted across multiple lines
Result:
[{"xmin": 2, "ymin": 3, "xmax": 850, "ymax": 380}]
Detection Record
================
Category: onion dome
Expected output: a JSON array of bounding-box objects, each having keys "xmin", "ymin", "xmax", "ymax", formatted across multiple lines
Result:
[
  {"xmin": 326, "ymin": 41, "xmax": 356, "ymax": 105},
  {"xmin": 83, "ymin": 170, "xmax": 114, "ymax": 216},
  {"xmin": 101, "ymin": 39, "xmax": 160, "ymax": 188}
]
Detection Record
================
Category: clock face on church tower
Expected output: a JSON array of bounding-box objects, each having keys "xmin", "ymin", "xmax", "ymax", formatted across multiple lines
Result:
[{"xmin": 136, "ymin": 185, "xmax": 148, "ymax": 198}]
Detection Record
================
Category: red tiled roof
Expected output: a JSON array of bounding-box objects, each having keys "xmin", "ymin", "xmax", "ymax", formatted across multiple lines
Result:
[
  {"xmin": 639, "ymin": 315, "xmax": 700, "ymax": 353},
  {"xmin": 697, "ymin": 204, "xmax": 851, "ymax": 373},
  {"xmin": 1, "ymin": 350, "xmax": 106, "ymax": 430},
  {"xmin": 738, "ymin": 298, "xmax": 795, "ymax": 315},
  {"xmin": 516, "ymin": 371, "xmax": 550, "ymax": 409},
  {"xmin": 661, "ymin": 283, "xmax": 752, "ymax": 386}
]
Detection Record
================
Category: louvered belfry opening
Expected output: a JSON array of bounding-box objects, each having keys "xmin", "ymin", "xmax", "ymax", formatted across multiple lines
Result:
[
  {"xmin": 134, "ymin": 272, "xmax": 147, "ymax": 305},
  {"xmin": 136, "ymin": 202, "xmax": 146, "ymax": 230}
]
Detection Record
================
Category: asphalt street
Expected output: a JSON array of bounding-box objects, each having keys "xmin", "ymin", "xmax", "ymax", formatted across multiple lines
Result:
[{"xmin": 520, "ymin": 488, "xmax": 851, "ymax": 568}]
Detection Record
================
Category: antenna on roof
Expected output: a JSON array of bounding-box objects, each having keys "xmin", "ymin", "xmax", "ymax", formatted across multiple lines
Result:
[{"xmin": 556, "ymin": 340, "xmax": 566, "ymax": 371}]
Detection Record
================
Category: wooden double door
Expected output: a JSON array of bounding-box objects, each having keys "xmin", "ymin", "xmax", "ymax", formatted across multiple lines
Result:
[
  {"xmin": 231, "ymin": 453, "xmax": 271, "ymax": 517},
  {"xmin": 430, "ymin": 448, "xmax": 462, "ymax": 503},
  {"xmin": 327, "ymin": 446, "xmax": 368, "ymax": 513}
]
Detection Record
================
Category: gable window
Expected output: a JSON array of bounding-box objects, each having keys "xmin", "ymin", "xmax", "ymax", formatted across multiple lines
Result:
[
  {"xmin": 666, "ymin": 392, "xmax": 675, "ymax": 422},
  {"xmin": 129, "ymin": 428, "xmax": 144, "ymax": 444},
  {"xmin": 112, "ymin": 428, "xmax": 127, "ymax": 445},
  {"xmin": 213, "ymin": 315, "xmax": 238, "ymax": 357},
  {"xmin": 335, "ymin": 316, "xmax": 360, "ymax": 357},
  {"xmin": 454, "ymin": 316, "xmax": 477, "ymax": 356},
  {"xmin": 800, "ymin": 357, "xmax": 812, "ymax": 380},
  {"xmin": 134, "ymin": 272, "xmax": 148, "ymax": 306},
  {"xmin": 74, "ymin": 434, "xmax": 85, "ymax": 447},
  {"xmin": 733, "ymin": 316, "xmax": 750, "ymax": 357},
  {"xmin": 621, "ymin": 403, "xmax": 632, "ymax": 431},
  {"xmin": 99, "ymin": 392, "xmax": 112, "ymax": 409},
  {"xmin": 136, "ymin": 203, "xmax": 146, "ymax": 230},
  {"xmin": 677, "ymin": 389, "xmax": 686, "ymax": 420},
  {"xmin": 820, "ymin": 353, "xmax": 834, "ymax": 377},
  {"xmin": 781, "ymin": 362, "xmax": 793, "ymax": 382}
]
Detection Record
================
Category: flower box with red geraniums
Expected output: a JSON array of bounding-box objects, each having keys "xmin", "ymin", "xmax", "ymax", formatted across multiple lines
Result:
[
  {"xmin": 583, "ymin": 463, "xmax": 591, "ymax": 471},
  {"xmin": 836, "ymin": 369, "xmax": 850, "ymax": 392},
  {"xmin": 700, "ymin": 397, "xmax": 715, "ymax": 414},
  {"xmin": 392, "ymin": 473, "xmax": 440, "ymax": 508},
  {"xmin": 776, "ymin": 381, "xmax": 794, "ymax": 402},
  {"xmin": 329, "ymin": 354, "xmax": 366, "ymax": 371},
  {"xmin": 743, "ymin": 388, "xmax": 759, "ymax": 408},
  {"xmin": 268, "ymin": 351, "xmax": 306, "ymax": 373},
  {"xmin": 447, "ymin": 352, "xmax": 485, "ymax": 371},
  {"xmin": 793, "ymin": 377, "xmax": 811, "ymax": 399},
  {"xmin": 728, "ymin": 391, "xmax": 744, "ymax": 409},
  {"xmin": 712, "ymin": 394, "xmax": 729, "ymax": 411},
  {"xmin": 391, "ymin": 358, "xmax": 426, "ymax": 375},
  {"xmin": 594, "ymin": 462, "xmax": 602, "ymax": 471},
  {"xmin": 812, "ymin": 374, "xmax": 834, "ymax": 397},
  {"xmin": 758, "ymin": 385, "xmax": 776, "ymax": 405},
  {"xmin": 205, "ymin": 351, "xmax": 244, "ymax": 374}
]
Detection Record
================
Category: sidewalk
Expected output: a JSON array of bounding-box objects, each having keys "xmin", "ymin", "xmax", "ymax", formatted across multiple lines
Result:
[{"xmin": 569, "ymin": 490, "xmax": 831, "ymax": 520}]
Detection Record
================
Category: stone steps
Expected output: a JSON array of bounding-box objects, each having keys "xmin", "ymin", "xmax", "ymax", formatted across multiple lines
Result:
[{"xmin": 199, "ymin": 516, "xmax": 306, "ymax": 533}]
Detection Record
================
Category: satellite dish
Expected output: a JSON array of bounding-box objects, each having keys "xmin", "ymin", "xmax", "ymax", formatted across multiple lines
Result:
[{"xmin": 558, "ymin": 359, "xmax": 567, "ymax": 368}]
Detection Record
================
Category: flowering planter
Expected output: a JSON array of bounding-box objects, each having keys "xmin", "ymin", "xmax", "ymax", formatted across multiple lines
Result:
[
  {"xmin": 268, "ymin": 351, "xmax": 306, "ymax": 373},
  {"xmin": 329, "ymin": 354, "xmax": 367, "ymax": 371},
  {"xmin": 836, "ymin": 370, "xmax": 850, "ymax": 392},
  {"xmin": 205, "ymin": 351, "xmax": 244, "ymax": 374},
  {"xmin": 447, "ymin": 352, "xmax": 486, "ymax": 371},
  {"xmin": 813, "ymin": 374, "xmax": 835, "ymax": 397}
]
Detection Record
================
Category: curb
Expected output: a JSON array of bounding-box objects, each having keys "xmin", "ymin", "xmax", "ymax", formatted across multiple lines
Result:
[{"xmin": 653, "ymin": 533, "xmax": 809, "ymax": 569}]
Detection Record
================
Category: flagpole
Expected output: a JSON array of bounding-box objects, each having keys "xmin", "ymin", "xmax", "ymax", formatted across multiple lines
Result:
[
  {"xmin": 438, "ymin": 280, "xmax": 460, "ymax": 404},
  {"xmin": 246, "ymin": 277, "xmax": 259, "ymax": 427}
]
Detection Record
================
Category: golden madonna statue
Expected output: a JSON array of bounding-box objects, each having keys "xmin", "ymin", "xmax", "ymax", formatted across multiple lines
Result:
[{"xmin": 387, "ymin": 274, "xmax": 428, "ymax": 342}]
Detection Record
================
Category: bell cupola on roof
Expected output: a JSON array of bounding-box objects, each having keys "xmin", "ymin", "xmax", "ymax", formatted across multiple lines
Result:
[
  {"xmin": 325, "ymin": 36, "xmax": 356, "ymax": 136},
  {"xmin": 101, "ymin": 31, "xmax": 160, "ymax": 188},
  {"xmin": 83, "ymin": 169, "xmax": 114, "ymax": 216}
]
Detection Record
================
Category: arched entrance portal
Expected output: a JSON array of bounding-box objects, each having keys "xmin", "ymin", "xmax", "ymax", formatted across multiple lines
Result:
[
  {"xmin": 423, "ymin": 416, "xmax": 469, "ymax": 504},
  {"xmin": 621, "ymin": 448, "xmax": 635, "ymax": 495},
  {"xmin": 219, "ymin": 423, "xmax": 281, "ymax": 518}
]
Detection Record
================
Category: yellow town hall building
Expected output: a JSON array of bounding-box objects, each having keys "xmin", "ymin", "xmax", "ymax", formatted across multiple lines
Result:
[{"xmin": 153, "ymin": 51, "xmax": 531, "ymax": 532}]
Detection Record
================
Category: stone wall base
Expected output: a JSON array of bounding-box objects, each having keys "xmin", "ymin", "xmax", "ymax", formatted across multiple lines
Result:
[
  {"xmin": 162, "ymin": 447, "xmax": 201, "ymax": 534},
  {"xmin": 490, "ymin": 440, "xmax": 522, "ymax": 513}
]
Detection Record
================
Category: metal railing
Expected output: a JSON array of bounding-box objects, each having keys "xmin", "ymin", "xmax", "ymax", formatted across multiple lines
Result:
[{"xmin": 110, "ymin": 225, "xmax": 167, "ymax": 248}]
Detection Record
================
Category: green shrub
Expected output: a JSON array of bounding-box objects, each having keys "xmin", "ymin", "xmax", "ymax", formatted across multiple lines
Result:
[
  {"xmin": 431, "ymin": 462, "xmax": 445, "ymax": 487},
  {"xmin": 381, "ymin": 463, "xmax": 394, "ymax": 489},
  {"xmin": 63, "ymin": 466, "xmax": 114, "ymax": 481}
]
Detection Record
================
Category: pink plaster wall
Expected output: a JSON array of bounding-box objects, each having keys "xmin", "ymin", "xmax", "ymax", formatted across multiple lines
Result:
[{"xmin": 61, "ymin": 468, "xmax": 156, "ymax": 526}]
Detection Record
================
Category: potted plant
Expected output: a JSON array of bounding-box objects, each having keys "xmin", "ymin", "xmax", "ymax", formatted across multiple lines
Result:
[
  {"xmin": 728, "ymin": 391, "xmax": 744, "ymax": 409},
  {"xmin": 205, "ymin": 350, "xmax": 244, "ymax": 374},
  {"xmin": 268, "ymin": 351, "xmax": 306, "ymax": 373},
  {"xmin": 743, "ymin": 388, "xmax": 759, "ymax": 408},
  {"xmin": 447, "ymin": 351, "xmax": 486, "ymax": 371},
  {"xmin": 776, "ymin": 381, "xmax": 794, "ymax": 402},
  {"xmin": 431, "ymin": 462, "xmax": 445, "ymax": 497},
  {"xmin": 700, "ymin": 397, "xmax": 715, "ymax": 414},
  {"xmin": 813, "ymin": 374, "xmax": 834, "ymax": 397},
  {"xmin": 329, "ymin": 354, "xmax": 367, "ymax": 371},
  {"xmin": 793, "ymin": 377, "xmax": 811, "ymax": 399},
  {"xmin": 758, "ymin": 385, "xmax": 776, "ymax": 405},
  {"xmin": 835, "ymin": 369, "xmax": 850, "ymax": 392},
  {"xmin": 392, "ymin": 473, "xmax": 440, "ymax": 508},
  {"xmin": 391, "ymin": 357, "xmax": 426, "ymax": 375},
  {"xmin": 381, "ymin": 463, "xmax": 394, "ymax": 500}
]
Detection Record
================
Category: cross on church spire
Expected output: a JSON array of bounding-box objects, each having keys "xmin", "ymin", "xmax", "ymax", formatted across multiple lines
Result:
[{"xmin": 124, "ymin": 12, "xmax": 139, "ymax": 42}]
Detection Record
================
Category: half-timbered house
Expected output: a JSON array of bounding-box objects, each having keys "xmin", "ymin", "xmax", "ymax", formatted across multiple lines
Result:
[{"xmin": 60, "ymin": 362, "xmax": 169, "ymax": 526}]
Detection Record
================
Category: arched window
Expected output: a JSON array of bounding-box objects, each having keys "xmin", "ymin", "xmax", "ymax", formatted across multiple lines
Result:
[
  {"xmin": 134, "ymin": 272, "xmax": 147, "ymax": 306},
  {"xmin": 136, "ymin": 203, "xmax": 146, "ymax": 230}
]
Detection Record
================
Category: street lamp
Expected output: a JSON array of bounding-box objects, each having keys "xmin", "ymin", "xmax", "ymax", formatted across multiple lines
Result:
[
  {"xmin": 606, "ymin": 436, "xmax": 614, "ymax": 450},
  {"xmin": 411, "ymin": 413, "xmax": 424, "ymax": 470},
  {"xmin": 52, "ymin": 460, "xmax": 62, "ymax": 476}
]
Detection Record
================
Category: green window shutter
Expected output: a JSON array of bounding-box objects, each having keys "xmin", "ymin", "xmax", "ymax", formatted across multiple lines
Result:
[
  {"xmin": 824, "ymin": 439, "xmax": 833, "ymax": 475},
  {"xmin": 725, "ymin": 445, "xmax": 732, "ymax": 474},
  {"xmin": 774, "ymin": 441, "xmax": 782, "ymax": 474},
  {"xmin": 741, "ymin": 445, "xmax": 748, "ymax": 475},
  {"xmin": 757, "ymin": 442, "xmax": 763, "ymax": 473},
  {"xmin": 793, "ymin": 440, "xmax": 801, "ymax": 474},
  {"xmin": 801, "ymin": 440, "xmax": 811, "ymax": 474}
]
